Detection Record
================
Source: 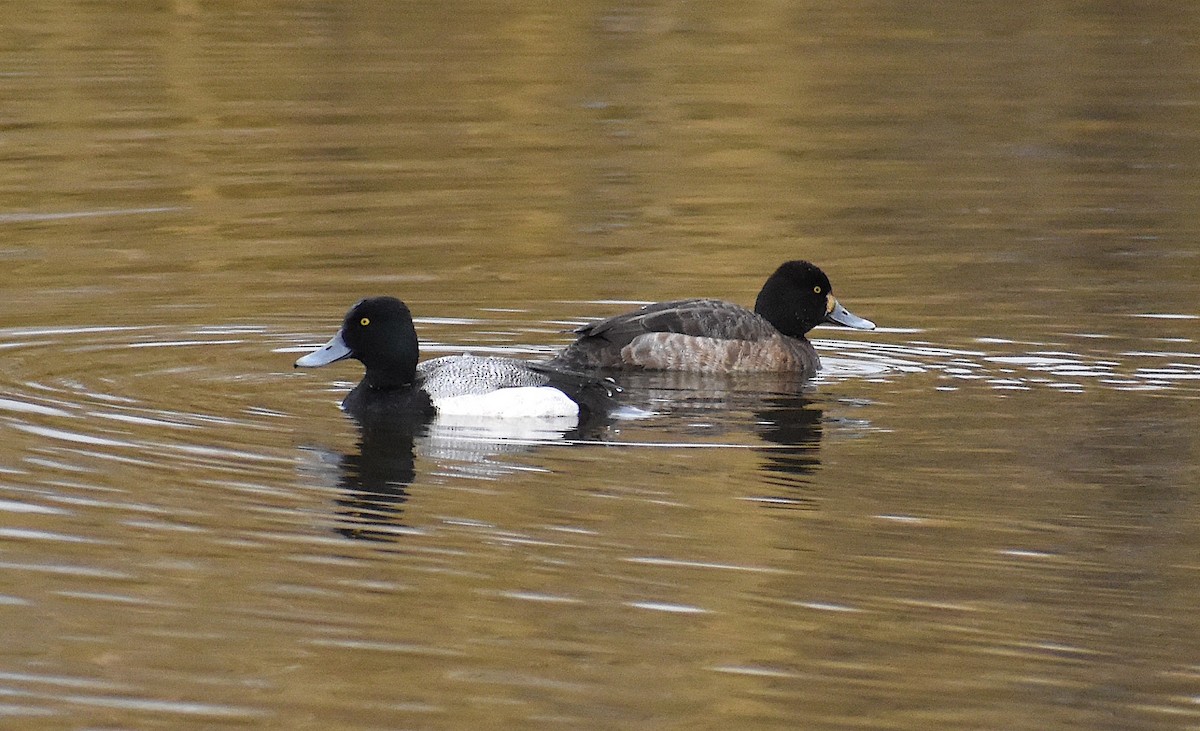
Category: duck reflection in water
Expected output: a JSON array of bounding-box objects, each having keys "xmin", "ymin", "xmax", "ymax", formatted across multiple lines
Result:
[
  {"xmin": 323, "ymin": 385, "xmax": 828, "ymax": 540},
  {"xmin": 751, "ymin": 391, "xmax": 824, "ymax": 510},
  {"xmin": 594, "ymin": 370, "xmax": 827, "ymax": 507},
  {"xmin": 327, "ymin": 407, "xmax": 617, "ymax": 542},
  {"xmin": 331, "ymin": 410, "xmax": 426, "ymax": 542}
]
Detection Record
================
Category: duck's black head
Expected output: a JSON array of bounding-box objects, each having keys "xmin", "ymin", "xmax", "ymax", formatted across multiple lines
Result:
[
  {"xmin": 753, "ymin": 260, "xmax": 875, "ymax": 337},
  {"xmin": 295, "ymin": 296, "xmax": 420, "ymax": 390}
]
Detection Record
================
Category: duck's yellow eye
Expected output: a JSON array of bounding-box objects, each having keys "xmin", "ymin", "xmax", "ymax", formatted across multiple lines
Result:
[
  {"xmin": 813, "ymin": 286, "xmax": 822, "ymax": 294},
  {"xmin": 360, "ymin": 317, "xmax": 370, "ymax": 326}
]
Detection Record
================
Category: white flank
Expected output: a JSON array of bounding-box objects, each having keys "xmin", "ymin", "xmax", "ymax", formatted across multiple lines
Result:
[{"xmin": 433, "ymin": 386, "xmax": 579, "ymax": 418}]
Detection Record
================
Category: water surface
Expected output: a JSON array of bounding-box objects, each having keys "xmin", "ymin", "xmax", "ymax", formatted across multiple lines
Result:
[{"xmin": 2, "ymin": 3, "xmax": 1199, "ymax": 729}]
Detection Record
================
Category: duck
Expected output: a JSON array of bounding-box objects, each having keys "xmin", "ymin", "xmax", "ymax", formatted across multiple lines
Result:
[
  {"xmin": 547, "ymin": 260, "xmax": 875, "ymax": 375},
  {"xmin": 295, "ymin": 297, "xmax": 619, "ymax": 420}
]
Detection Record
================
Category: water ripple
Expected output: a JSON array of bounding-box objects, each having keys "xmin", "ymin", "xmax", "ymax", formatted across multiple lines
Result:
[
  {"xmin": 817, "ymin": 336, "xmax": 1200, "ymax": 394},
  {"xmin": 0, "ymin": 206, "xmax": 185, "ymax": 223}
]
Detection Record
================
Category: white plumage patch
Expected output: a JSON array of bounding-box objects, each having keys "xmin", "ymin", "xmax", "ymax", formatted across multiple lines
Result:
[{"xmin": 432, "ymin": 386, "xmax": 580, "ymax": 419}]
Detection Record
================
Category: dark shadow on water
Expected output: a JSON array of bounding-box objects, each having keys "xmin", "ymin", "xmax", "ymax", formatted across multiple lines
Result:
[
  {"xmin": 751, "ymin": 393, "xmax": 824, "ymax": 509},
  {"xmin": 595, "ymin": 369, "xmax": 827, "ymax": 508},
  {"xmin": 330, "ymin": 408, "xmax": 618, "ymax": 542},
  {"xmin": 333, "ymin": 411, "xmax": 429, "ymax": 542},
  {"xmin": 323, "ymin": 371, "xmax": 832, "ymax": 540}
]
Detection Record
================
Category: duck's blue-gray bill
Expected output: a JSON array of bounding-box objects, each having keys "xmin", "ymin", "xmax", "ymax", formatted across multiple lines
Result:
[
  {"xmin": 826, "ymin": 301, "xmax": 875, "ymax": 330},
  {"xmin": 295, "ymin": 330, "xmax": 352, "ymax": 368}
]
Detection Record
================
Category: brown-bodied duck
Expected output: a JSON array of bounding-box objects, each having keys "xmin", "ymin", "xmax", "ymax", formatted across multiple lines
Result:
[{"xmin": 548, "ymin": 260, "xmax": 874, "ymax": 376}]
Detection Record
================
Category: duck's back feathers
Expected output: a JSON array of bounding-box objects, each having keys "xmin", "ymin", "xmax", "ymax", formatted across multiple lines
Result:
[
  {"xmin": 417, "ymin": 355, "xmax": 553, "ymax": 399},
  {"xmin": 550, "ymin": 298, "xmax": 813, "ymax": 373},
  {"xmin": 575, "ymin": 299, "xmax": 779, "ymax": 343},
  {"xmin": 418, "ymin": 355, "xmax": 619, "ymax": 418}
]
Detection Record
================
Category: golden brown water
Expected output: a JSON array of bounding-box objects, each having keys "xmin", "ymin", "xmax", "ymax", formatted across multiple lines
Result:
[{"xmin": 2, "ymin": 3, "xmax": 1199, "ymax": 729}]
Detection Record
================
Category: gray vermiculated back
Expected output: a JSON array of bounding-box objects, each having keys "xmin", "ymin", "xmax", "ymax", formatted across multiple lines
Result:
[{"xmin": 417, "ymin": 355, "xmax": 551, "ymax": 400}]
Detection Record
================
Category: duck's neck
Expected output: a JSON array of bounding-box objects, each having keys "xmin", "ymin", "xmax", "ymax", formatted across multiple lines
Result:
[
  {"xmin": 363, "ymin": 366, "xmax": 416, "ymax": 391},
  {"xmin": 361, "ymin": 332, "xmax": 419, "ymax": 391}
]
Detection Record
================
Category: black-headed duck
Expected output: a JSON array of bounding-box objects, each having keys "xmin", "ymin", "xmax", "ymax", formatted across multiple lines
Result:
[
  {"xmin": 548, "ymin": 260, "xmax": 874, "ymax": 375},
  {"xmin": 296, "ymin": 297, "xmax": 618, "ymax": 419}
]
